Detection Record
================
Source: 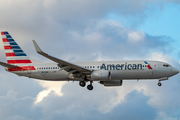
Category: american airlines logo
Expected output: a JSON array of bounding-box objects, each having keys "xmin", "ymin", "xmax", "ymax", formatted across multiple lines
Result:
[{"xmin": 101, "ymin": 61, "xmax": 152, "ymax": 70}]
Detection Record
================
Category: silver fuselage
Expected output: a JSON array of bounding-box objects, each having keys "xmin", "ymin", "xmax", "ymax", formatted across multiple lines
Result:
[{"xmin": 9, "ymin": 60, "xmax": 179, "ymax": 81}]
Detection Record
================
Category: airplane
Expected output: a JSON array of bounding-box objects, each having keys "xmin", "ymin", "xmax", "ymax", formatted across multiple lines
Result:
[{"xmin": 0, "ymin": 31, "xmax": 179, "ymax": 90}]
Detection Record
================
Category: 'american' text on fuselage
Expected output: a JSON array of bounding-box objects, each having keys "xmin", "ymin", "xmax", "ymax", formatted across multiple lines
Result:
[{"xmin": 101, "ymin": 63, "xmax": 146, "ymax": 70}]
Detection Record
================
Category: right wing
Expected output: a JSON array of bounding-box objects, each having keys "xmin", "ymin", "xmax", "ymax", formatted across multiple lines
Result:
[
  {"xmin": 0, "ymin": 61, "xmax": 18, "ymax": 68},
  {"xmin": 32, "ymin": 40, "xmax": 92, "ymax": 76}
]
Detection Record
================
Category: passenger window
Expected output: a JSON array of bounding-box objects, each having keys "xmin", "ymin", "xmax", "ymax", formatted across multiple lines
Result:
[
  {"xmin": 93, "ymin": 66, "xmax": 95, "ymax": 68},
  {"xmin": 97, "ymin": 66, "xmax": 99, "ymax": 68},
  {"xmin": 90, "ymin": 66, "xmax": 92, "ymax": 68}
]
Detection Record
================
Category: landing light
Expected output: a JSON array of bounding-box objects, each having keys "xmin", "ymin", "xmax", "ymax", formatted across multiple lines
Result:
[{"xmin": 5, "ymin": 67, "xmax": 8, "ymax": 71}]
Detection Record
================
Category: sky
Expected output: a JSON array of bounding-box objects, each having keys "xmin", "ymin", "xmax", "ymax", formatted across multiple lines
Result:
[{"xmin": 0, "ymin": 0, "xmax": 180, "ymax": 120}]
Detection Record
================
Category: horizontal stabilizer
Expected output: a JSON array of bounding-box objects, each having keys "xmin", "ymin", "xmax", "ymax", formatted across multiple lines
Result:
[{"xmin": 0, "ymin": 61, "xmax": 18, "ymax": 68}]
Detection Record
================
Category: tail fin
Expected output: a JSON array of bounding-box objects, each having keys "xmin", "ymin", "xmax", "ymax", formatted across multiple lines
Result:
[{"xmin": 1, "ymin": 31, "xmax": 32, "ymax": 64}]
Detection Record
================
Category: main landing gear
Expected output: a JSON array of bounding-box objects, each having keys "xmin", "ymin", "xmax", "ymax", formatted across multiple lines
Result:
[
  {"xmin": 79, "ymin": 81, "xmax": 86, "ymax": 87},
  {"xmin": 87, "ymin": 81, "xmax": 93, "ymax": 90},
  {"xmin": 79, "ymin": 81, "xmax": 93, "ymax": 91}
]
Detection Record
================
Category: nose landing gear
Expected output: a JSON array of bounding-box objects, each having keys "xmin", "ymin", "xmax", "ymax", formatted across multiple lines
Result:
[
  {"xmin": 157, "ymin": 77, "xmax": 168, "ymax": 86},
  {"xmin": 158, "ymin": 82, "xmax": 162, "ymax": 86}
]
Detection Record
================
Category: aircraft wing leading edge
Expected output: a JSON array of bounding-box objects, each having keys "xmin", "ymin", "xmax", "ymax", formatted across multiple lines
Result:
[{"xmin": 32, "ymin": 40, "xmax": 92, "ymax": 75}]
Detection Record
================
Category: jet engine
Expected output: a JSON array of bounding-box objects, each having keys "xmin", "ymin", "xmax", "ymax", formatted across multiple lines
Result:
[
  {"xmin": 90, "ymin": 70, "xmax": 111, "ymax": 81},
  {"xmin": 100, "ymin": 80, "xmax": 123, "ymax": 86}
]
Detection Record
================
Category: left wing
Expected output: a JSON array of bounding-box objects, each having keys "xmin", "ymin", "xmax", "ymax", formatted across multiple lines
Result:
[{"xmin": 32, "ymin": 40, "xmax": 92, "ymax": 75}]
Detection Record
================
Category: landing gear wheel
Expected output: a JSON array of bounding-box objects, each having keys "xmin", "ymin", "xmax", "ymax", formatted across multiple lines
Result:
[
  {"xmin": 87, "ymin": 85, "xmax": 93, "ymax": 90},
  {"xmin": 79, "ymin": 81, "xmax": 86, "ymax": 87},
  {"xmin": 158, "ymin": 82, "xmax": 162, "ymax": 86}
]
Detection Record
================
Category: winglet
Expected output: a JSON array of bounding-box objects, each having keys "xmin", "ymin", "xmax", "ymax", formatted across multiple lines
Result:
[{"xmin": 32, "ymin": 40, "xmax": 43, "ymax": 54}]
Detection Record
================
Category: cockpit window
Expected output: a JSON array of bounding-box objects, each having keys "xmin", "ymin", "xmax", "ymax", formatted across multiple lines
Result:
[{"xmin": 163, "ymin": 64, "xmax": 171, "ymax": 67}]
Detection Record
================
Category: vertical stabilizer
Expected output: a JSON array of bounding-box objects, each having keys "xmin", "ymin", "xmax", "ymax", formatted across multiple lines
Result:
[{"xmin": 1, "ymin": 31, "xmax": 32, "ymax": 64}]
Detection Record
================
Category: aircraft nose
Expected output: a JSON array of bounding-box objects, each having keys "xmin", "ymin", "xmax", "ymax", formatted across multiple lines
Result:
[{"xmin": 172, "ymin": 68, "xmax": 179, "ymax": 75}]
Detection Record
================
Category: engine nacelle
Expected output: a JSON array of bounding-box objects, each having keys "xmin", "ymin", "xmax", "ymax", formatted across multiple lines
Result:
[
  {"xmin": 100, "ymin": 80, "xmax": 123, "ymax": 86},
  {"xmin": 90, "ymin": 70, "xmax": 111, "ymax": 81}
]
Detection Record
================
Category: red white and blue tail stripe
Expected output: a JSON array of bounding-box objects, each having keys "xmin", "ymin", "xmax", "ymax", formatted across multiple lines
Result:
[{"xmin": 1, "ymin": 31, "xmax": 32, "ymax": 64}]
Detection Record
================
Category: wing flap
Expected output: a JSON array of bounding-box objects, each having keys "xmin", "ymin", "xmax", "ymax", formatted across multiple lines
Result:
[{"xmin": 32, "ymin": 40, "xmax": 92, "ymax": 74}]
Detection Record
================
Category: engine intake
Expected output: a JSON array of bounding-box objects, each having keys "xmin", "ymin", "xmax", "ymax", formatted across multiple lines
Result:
[{"xmin": 100, "ymin": 80, "xmax": 123, "ymax": 86}]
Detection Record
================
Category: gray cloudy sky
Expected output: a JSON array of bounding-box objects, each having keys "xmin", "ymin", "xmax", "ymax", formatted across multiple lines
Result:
[{"xmin": 0, "ymin": 0, "xmax": 180, "ymax": 120}]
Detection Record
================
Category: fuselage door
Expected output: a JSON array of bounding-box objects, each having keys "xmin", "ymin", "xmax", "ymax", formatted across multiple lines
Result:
[
  {"xmin": 27, "ymin": 67, "xmax": 31, "ymax": 74},
  {"xmin": 152, "ymin": 63, "xmax": 158, "ymax": 77},
  {"xmin": 153, "ymin": 64, "xmax": 158, "ymax": 71}
]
